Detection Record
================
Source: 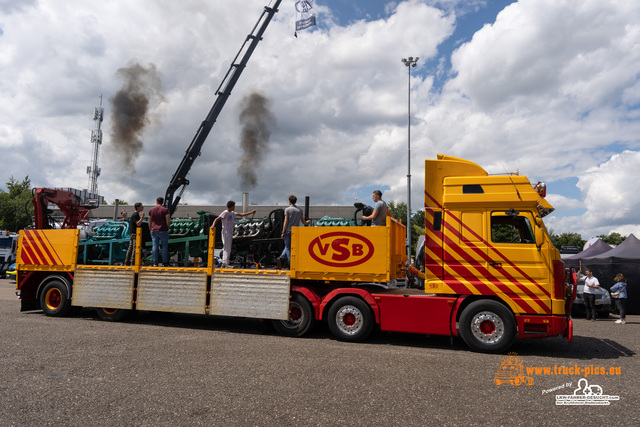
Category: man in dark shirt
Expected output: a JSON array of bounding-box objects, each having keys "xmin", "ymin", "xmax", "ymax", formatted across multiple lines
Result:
[
  {"xmin": 148, "ymin": 197, "xmax": 171, "ymax": 266},
  {"xmin": 278, "ymin": 195, "xmax": 309, "ymax": 268},
  {"xmin": 124, "ymin": 203, "xmax": 144, "ymax": 266}
]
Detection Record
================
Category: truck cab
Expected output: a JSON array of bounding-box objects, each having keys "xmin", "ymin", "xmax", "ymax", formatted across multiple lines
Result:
[{"xmin": 423, "ymin": 155, "xmax": 573, "ymax": 350}]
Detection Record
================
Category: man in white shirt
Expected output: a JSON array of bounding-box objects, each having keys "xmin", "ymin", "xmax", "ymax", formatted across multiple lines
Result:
[
  {"xmin": 211, "ymin": 201, "xmax": 256, "ymax": 267},
  {"xmin": 583, "ymin": 268, "xmax": 600, "ymax": 321}
]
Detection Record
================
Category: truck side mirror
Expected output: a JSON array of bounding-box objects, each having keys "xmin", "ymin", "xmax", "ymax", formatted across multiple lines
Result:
[
  {"xmin": 534, "ymin": 216, "xmax": 544, "ymax": 248},
  {"xmin": 535, "ymin": 226, "xmax": 544, "ymax": 249}
]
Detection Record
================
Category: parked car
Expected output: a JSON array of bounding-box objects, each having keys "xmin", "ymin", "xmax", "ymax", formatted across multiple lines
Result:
[
  {"xmin": 6, "ymin": 263, "xmax": 16, "ymax": 281},
  {"xmin": 571, "ymin": 275, "xmax": 612, "ymax": 318}
]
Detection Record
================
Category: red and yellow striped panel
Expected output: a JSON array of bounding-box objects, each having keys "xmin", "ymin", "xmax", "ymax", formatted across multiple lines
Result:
[
  {"xmin": 18, "ymin": 229, "xmax": 79, "ymax": 269},
  {"xmin": 424, "ymin": 191, "xmax": 552, "ymax": 315}
]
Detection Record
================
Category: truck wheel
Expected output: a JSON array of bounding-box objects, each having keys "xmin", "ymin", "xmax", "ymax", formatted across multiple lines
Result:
[
  {"xmin": 327, "ymin": 296, "xmax": 374, "ymax": 342},
  {"xmin": 459, "ymin": 300, "xmax": 516, "ymax": 353},
  {"xmin": 39, "ymin": 280, "xmax": 72, "ymax": 317},
  {"xmin": 96, "ymin": 308, "xmax": 131, "ymax": 322},
  {"xmin": 272, "ymin": 293, "xmax": 315, "ymax": 337}
]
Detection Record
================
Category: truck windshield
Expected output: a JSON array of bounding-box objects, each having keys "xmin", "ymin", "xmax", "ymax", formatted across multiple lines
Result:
[
  {"xmin": 491, "ymin": 214, "xmax": 534, "ymax": 244},
  {"xmin": 0, "ymin": 239, "xmax": 12, "ymax": 248}
]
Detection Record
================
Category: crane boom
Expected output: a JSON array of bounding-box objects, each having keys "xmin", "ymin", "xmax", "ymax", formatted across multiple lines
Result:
[{"xmin": 164, "ymin": 0, "xmax": 282, "ymax": 215}]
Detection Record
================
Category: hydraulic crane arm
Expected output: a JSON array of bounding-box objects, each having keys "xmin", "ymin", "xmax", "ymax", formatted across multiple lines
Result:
[{"xmin": 164, "ymin": 0, "xmax": 282, "ymax": 215}]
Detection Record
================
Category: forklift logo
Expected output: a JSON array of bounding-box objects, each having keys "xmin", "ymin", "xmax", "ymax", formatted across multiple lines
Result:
[
  {"xmin": 494, "ymin": 353, "xmax": 534, "ymax": 386},
  {"xmin": 308, "ymin": 232, "xmax": 374, "ymax": 267}
]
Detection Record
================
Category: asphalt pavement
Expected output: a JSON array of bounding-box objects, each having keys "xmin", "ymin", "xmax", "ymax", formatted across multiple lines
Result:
[{"xmin": 0, "ymin": 277, "xmax": 638, "ymax": 426}]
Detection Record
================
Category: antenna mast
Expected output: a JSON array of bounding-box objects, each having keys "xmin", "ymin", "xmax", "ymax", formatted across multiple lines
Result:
[{"xmin": 87, "ymin": 95, "xmax": 104, "ymax": 194}]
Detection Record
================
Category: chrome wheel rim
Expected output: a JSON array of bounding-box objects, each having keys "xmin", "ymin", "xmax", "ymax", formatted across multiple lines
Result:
[
  {"xmin": 470, "ymin": 311, "xmax": 505, "ymax": 344},
  {"xmin": 335, "ymin": 305, "xmax": 363, "ymax": 335}
]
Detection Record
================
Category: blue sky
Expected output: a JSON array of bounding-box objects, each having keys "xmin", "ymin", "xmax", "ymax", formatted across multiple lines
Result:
[{"xmin": 1, "ymin": 0, "xmax": 639, "ymax": 239}]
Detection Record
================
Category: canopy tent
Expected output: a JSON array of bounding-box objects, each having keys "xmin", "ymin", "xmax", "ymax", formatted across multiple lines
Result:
[
  {"xmin": 564, "ymin": 239, "xmax": 612, "ymax": 262},
  {"xmin": 565, "ymin": 235, "xmax": 640, "ymax": 315},
  {"xmin": 583, "ymin": 234, "xmax": 640, "ymax": 263}
]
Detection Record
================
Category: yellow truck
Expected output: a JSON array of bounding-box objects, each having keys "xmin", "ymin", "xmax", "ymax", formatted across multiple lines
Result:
[{"xmin": 15, "ymin": 155, "xmax": 577, "ymax": 353}]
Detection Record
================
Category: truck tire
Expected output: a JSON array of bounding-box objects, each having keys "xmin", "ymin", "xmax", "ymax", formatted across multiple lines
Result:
[
  {"xmin": 459, "ymin": 300, "xmax": 516, "ymax": 353},
  {"xmin": 327, "ymin": 296, "xmax": 374, "ymax": 342},
  {"xmin": 39, "ymin": 280, "xmax": 72, "ymax": 317},
  {"xmin": 96, "ymin": 308, "xmax": 131, "ymax": 322},
  {"xmin": 272, "ymin": 293, "xmax": 315, "ymax": 337}
]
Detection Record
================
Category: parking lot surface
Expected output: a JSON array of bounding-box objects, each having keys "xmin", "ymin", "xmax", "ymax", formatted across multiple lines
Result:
[{"xmin": 1, "ymin": 278, "xmax": 638, "ymax": 426}]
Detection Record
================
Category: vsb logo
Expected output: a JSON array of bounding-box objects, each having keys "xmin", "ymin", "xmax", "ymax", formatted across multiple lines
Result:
[{"xmin": 308, "ymin": 232, "xmax": 374, "ymax": 268}]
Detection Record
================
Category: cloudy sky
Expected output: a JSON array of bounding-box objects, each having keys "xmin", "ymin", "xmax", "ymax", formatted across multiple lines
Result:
[{"xmin": 1, "ymin": 0, "xmax": 639, "ymax": 240}]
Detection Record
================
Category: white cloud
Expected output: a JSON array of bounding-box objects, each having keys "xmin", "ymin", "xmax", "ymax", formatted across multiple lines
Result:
[
  {"xmin": 1, "ymin": 0, "xmax": 639, "ymax": 240},
  {"xmin": 418, "ymin": 0, "xmax": 640, "ymax": 238},
  {"xmin": 578, "ymin": 150, "xmax": 640, "ymax": 230},
  {"xmin": 541, "ymin": 151, "xmax": 640, "ymax": 239},
  {"xmin": 544, "ymin": 193, "xmax": 584, "ymax": 213}
]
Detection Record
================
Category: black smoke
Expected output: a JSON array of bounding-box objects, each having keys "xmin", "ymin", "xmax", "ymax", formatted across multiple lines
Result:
[
  {"xmin": 237, "ymin": 92, "xmax": 276, "ymax": 188},
  {"xmin": 109, "ymin": 63, "xmax": 164, "ymax": 173}
]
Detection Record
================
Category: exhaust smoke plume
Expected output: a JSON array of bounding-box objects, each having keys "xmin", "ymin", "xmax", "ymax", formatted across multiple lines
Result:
[
  {"xmin": 237, "ymin": 92, "xmax": 276, "ymax": 189},
  {"xmin": 109, "ymin": 63, "xmax": 164, "ymax": 173}
]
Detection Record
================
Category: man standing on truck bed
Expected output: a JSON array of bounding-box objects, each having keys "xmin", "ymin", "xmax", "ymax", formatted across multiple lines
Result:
[
  {"xmin": 211, "ymin": 201, "xmax": 256, "ymax": 268},
  {"xmin": 149, "ymin": 197, "xmax": 170, "ymax": 266},
  {"xmin": 278, "ymin": 195, "xmax": 309, "ymax": 269},
  {"xmin": 362, "ymin": 190, "xmax": 389, "ymax": 226},
  {"xmin": 124, "ymin": 202, "xmax": 144, "ymax": 266}
]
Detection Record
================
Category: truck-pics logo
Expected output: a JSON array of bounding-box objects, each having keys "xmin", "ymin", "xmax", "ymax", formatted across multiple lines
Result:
[
  {"xmin": 308, "ymin": 232, "xmax": 374, "ymax": 267},
  {"xmin": 494, "ymin": 353, "xmax": 534, "ymax": 386}
]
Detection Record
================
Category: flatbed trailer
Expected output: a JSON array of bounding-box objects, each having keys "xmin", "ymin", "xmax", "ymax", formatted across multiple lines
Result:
[{"xmin": 15, "ymin": 155, "xmax": 577, "ymax": 353}]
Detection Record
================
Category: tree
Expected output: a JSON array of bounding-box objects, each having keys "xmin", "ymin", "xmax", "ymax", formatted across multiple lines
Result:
[
  {"xmin": 386, "ymin": 201, "xmax": 424, "ymax": 256},
  {"xmin": 0, "ymin": 176, "xmax": 33, "ymax": 231},
  {"xmin": 411, "ymin": 209, "xmax": 426, "ymax": 241},
  {"xmin": 597, "ymin": 232, "xmax": 626, "ymax": 246},
  {"xmin": 549, "ymin": 231, "xmax": 585, "ymax": 250},
  {"xmin": 387, "ymin": 201, "xmax": 407, "ymax": 226},
  {"xmin": 492, "ymin": 224, "xmax": 520, "ymax": 244}
]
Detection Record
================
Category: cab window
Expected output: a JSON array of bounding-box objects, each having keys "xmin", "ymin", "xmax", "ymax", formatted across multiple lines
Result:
[{"xmin": 491, "ymin": 213, "xmax": 535, "ymax": 244}]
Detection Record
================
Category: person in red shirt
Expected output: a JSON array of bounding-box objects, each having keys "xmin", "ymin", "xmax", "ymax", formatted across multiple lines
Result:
[{"xmin": 148, "ymin": 197, "xmax": 171, "ymax": 266}]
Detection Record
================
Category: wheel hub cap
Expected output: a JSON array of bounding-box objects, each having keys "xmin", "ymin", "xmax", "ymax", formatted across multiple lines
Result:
[
  {"xmin": 45, "ymin": 289, "xmax": 61, "ymax": 310},
  {"xmin": 470, "ymin": 311, "xmax": 504, "ymax": 344},
  {"xmin": 336, "ymin": 306, "xmax": 362, "ymax": 335}
]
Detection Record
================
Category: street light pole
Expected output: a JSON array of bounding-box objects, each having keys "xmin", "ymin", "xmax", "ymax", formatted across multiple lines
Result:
[{"xmin": 401, "ymin": 56, "xmax": 418, "ymax": 266}]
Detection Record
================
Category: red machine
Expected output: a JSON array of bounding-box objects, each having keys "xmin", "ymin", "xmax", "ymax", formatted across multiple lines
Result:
[{"xmin": 31, "ymin": 188, "xmax": 95, "ymax": 229}]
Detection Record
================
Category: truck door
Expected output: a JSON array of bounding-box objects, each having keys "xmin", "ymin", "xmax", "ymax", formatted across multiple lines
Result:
[
  {"xmin": 442, "ymin": 210, "xmax": 488, "ymax": 285},
  {"xmin": 488, "ymin": 210, "xmax": 550, "ymax": 313}
]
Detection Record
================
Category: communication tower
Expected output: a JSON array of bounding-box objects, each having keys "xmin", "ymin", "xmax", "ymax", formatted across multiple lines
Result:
[{"xmin": 87, "ymin": 95, "xmax": 103, "ymax": 194}]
